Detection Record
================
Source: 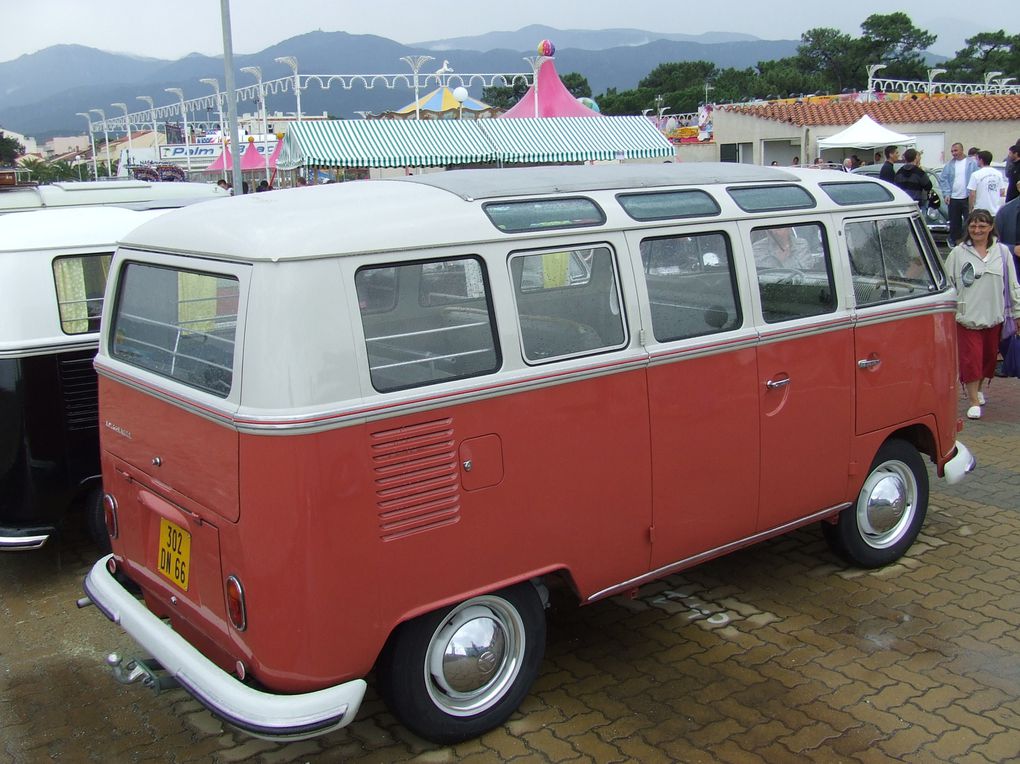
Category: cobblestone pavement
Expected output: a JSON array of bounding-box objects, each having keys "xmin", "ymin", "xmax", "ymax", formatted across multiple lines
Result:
[{"xmin": 2, "ymin": 382, "xmax": 1019, "ymax": 763}]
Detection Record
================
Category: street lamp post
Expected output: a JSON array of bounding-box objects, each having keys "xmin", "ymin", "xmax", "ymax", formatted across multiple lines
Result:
[
  {"xmin": 89, "ymin": 108, "xmax": 113, "ymax": 177},
  {"xmin": 165, "ymin": 87, "xmax": 192, "ymax": 176},
  {"xmin": 200, "ymin": 78, "xmax": 228, "ymax": 182},
  {"xmin": 452, "ymin": 86, "xmax": 468, "ymax": 120},
  {"xmin": 240, "ymin": 66, "xmax": 270, "ymax": 184},
  {"xmin": 523, "ymin": 56, "xmax": 551, "ymax": 117},
  {"xmin": 136, "ymin": 95, "xmax": 159, "ymax": 159},
  {"xmin": 75, "ymin": 112, "xmax": 99, "ymax": 180},
  {"xmin": 984, "ymin": 71, "xmax": 1004, "ymax": 93},
  {"xmin": 112, "ymin": 102, "xmax": 133, "ymax": 163},
  {"xmin": 866, "ymin": 64, "xmax": 888, "ymax": 97},
  {"xmin": 400, "ymin": 55, "xmax": 435, "ymax": 120},
  {"xmin": 275, "ymin": 56, "xmax": 302, "ymax": 121},
  {"xmin": 926, "ymin": 68, "xmax": 947, "ymax": 96},
  {"xmin": 74, "ymin": 155, "xmax": 83, "ymax": 181}
]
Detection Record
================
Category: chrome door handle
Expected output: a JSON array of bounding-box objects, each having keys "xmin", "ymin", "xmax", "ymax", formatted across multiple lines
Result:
[
  {"xmin": 857, "ymin": 358, "xmax": 881, "ymax": 369},
  {"xmin": 765, "ymin": 377, "xmax": 791, "ymax": 390}
]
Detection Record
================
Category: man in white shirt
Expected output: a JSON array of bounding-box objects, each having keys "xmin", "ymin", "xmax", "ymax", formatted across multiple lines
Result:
[
  {"xmin": 968, "ymin": 150, "xmax": 1006, "ymax": 215},
  {"xmin": 939, "ymin": 142, "xmax": 977, "ymax": 244}
]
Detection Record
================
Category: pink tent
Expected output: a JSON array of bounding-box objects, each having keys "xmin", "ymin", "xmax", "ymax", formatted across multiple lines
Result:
[
  {"xmin": 501, "ymin": 58, "xmax": 602, "ymax": 119},
  {"xmin": 200, "ymin": 137, "xmax": 281, "ymax": 172},
  {"xmin": 203, "ymin": 144, "xmax": 232, "ymax": 172},
  {"xmin": 240, "ymin": 139, "xmax": 265, "ymax": 170}
]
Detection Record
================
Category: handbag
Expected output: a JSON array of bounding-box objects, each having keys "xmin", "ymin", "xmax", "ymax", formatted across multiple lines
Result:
[{"xmin": 999, "ymin": 243, "xmax": 1020, "ymax": 378}]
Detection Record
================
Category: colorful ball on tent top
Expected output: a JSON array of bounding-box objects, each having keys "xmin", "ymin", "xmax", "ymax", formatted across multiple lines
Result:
[
  {"xmin": 577, "ymin": 97, "xmax": 600, "ymax": 113},
  {"xmin": 537, "ymin": 39, "xmax": 555, "ymax": 57}
]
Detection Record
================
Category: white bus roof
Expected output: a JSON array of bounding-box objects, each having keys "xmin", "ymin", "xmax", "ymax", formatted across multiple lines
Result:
[
  {"xmin": 0, "ymin": 206, "xmax": 172, "ymax": 252},
  {"xmin": 0, "ymin": 180, "xmax": 228, "ymax": 213},
  {"xmin": 119, "ymin": 164, "xmax": 914, "ymax": 264}
]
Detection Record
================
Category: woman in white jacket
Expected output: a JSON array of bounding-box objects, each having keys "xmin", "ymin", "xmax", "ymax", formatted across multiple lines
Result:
[{"xmin": 944, "ymin": 208, "xmax": 1020, "ymax": 419}]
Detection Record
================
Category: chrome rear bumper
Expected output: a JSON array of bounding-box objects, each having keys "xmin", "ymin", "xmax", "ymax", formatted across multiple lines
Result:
[
  {"xmin": 943, "ymin": 440, "xmax": 976, "ymax": 485},
  {"xmin": 83, "ymin": 555, "xmax": 366, "ymax": 741}
]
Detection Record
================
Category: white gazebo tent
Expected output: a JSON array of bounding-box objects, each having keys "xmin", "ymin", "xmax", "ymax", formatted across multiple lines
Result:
[{"xmin": 817, "ymin": 115, "xmax": 916, "ymax": 150}]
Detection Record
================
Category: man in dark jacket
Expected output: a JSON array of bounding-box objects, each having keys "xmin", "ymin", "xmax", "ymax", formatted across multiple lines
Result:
[
  {"xmin": 893, "ymin": 148, "xmax": 932, "ymax": 209},
  {"xmin": 879, "ymin": 145, "xmax": 900, "ymax": 183},
  {"xmin": 997, "ymin": 195, "xmax": 1020, "ymax": 279}
]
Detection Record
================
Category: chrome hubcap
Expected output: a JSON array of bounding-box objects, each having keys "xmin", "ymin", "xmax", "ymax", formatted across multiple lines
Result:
[
  {"xmin": 425, "ymin": 597, "xmax": 525, "ymax": 716},
  {"xmin": 857, "ymin": 460, "xmax": 916, "ymax": 549}
]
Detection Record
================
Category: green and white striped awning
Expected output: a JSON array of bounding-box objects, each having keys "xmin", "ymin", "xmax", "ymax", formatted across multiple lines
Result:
[
  {"xmin": 479, "ymin": 117, "xmax": 675, "ymax": 164},
  {"xmin": 276, "ymin": 119, "xmax": 496, "ymax": 169},
  {"xmin": 276, "ymin": 116, "xmax": 675, "ymax": 170}
]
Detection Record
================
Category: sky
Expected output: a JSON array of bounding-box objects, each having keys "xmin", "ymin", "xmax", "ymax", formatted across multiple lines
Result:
[{"xmin": 0, "ymin": 0, "xmax": 1004, "ymax": 62}]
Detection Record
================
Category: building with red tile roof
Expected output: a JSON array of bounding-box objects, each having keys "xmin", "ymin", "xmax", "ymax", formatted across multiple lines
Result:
[{"xmin": 698, "ymin": 95, "xmax": 1020, "ymax": 167}]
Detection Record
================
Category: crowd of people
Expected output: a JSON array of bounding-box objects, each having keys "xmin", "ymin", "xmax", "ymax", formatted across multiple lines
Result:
[{"xmin": 213, "ymin": 175, "xmax": 309, "ymax": 194}]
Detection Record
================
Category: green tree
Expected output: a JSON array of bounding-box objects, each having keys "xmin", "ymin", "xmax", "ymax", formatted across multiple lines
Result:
[
  {"xmin": 0, "ymin": 131, "xmax": 25, "ymax": 165},
  {"xmin": 482, "ymin": 79, "xmax": 528, "ymax": 110},
  {"xmin": 858, "ymin": 12, "xmax": 937, "ymax": 80},
  {"xmin": 795, "ymin": 27, "xmax": 866, "ymax": 92},
  {"xmin": 638, "ymin": 60, "xmax": 719, "ymax": 113},
  {"xmin": 18, "ymin": 156, "xmax": 51, "ymax": 183},
  {"xmin": 943, "ymin": 30, "xmax": 1020, "ymax": 81},
  {"xmin": 597, "ymin": 86, "xmax": 656, "ymax": 115},
  {"xmin": 560, "ymin": 72, "xmax": 592, "ymax": 99},
  {"xmin": 48, "ymin": 160, "xmax": 81, "ymax": 181}
]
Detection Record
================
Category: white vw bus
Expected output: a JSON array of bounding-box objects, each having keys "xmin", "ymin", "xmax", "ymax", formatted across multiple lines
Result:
[{"xmin": 83, "ymin": 164, "xmax": 974, "ymax": 743}]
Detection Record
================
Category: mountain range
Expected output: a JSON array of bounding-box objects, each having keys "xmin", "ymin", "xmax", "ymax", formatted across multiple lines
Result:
[{"xmin": 1, "ymin": 27, "xmax": 801, "ymax": 138}]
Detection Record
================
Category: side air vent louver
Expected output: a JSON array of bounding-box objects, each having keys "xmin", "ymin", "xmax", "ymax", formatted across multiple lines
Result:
[
  {"xmin": 59, "ymin": 356, "xmax": 99, "ymax": 431},
  {"xmin": 370, "ymin": 417, "xmax": 460, "ymax": 541}
]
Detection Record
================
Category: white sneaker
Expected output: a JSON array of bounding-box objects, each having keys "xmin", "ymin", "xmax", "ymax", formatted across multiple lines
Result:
[
  {"xmin": 977, "ymin": 392, "xmax": 986, "ymax": 405},
  {"xmin": 967, "ymin": 405, "xmax": 982, "ymax": 420}
]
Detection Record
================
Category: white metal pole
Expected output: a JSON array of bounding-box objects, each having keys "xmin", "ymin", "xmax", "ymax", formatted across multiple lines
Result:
[
  {"xmin": 220, "ymin": 0, "xmax": 244, "ymax": 194},
  {"xmin": 275, "ymin": 56, "xmax": 301, "ymax": 122},
  {"xmin": 242, "ymin": 67, "xmax": 269, "ymax": 184},
  {"xmin": 137, "ymin": 96, "xmax": 159, "ymax": 159},
  {"xmin": 201, "ymin": 78, "xmax": 228, "ymax": 182},
  {"xmin": 76, "ymin": 112, "xmax": 99, "ymax": 179},
  {"xmin": 165, "ymin": 88, "xmax": 192, "ymax": 175},
  {"xmin": 112, "ymin": 103, "xmax": 133, "ymax": 155},
  {"xmin": 90, "ymin": 108, "xmax": 112, "ymax": 177}
]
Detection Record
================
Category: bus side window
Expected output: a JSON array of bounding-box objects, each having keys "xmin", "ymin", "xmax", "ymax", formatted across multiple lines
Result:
[
  {"xmin": 751, "ymin": 222, "xmax": 836, "ymax": 323},
  {"xmin": 356, "ymin": 257, "xmax": 500, "ymax": 393},
  {"xmin": 639, "ymin": 231, "xmax": 741, "ymax": 341},
  {"xmin": 509, "ymin": 246, "xmax": 627, "ymax": 363},
  {"xmin": 845, "ymin": 218, "xmax": 937, "ymax": 306}
]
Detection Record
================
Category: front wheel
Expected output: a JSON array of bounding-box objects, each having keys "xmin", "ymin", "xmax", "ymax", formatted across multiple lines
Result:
[
  {"xmin": 375, "ymin": 582, "xmax": 546, "ymax": 744},
  {"xmin": 823, "ymin": 439, "xmax": 928, "ymax": 568}
]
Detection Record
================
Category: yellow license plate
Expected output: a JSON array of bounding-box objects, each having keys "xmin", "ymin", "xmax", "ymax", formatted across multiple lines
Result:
[{"xmin": 157, "ymin": 517, "xmax": 191, "ymax": 591}]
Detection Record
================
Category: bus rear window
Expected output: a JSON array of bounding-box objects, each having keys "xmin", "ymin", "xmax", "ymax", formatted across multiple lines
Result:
[{"xmin": 111, "ymin": 263, "xmax": 239, "ymax": 398}]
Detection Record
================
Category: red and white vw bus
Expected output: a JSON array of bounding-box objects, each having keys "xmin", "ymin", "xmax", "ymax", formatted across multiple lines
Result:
[{"xmin": 83, "ymin": 164, "xmax": 974, "ymax": 743}]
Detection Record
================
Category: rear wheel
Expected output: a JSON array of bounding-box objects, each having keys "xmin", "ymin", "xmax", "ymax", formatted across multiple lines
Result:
[
  {"xmin": 823, "ymin": 439, "xmax": 928, "ymax": 568},
  {"xmin": 85, "ymin": 486, "xmax": 111, "ymax": 555},
  {"xmin": 376, "ymin": 582, "xmax": 546, "ymax": 744}
]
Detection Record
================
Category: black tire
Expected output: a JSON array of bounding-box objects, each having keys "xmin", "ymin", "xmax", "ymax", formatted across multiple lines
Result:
[
  {"xmin": 375, "ymin": 582, "xmax": 546, "ymax": 744},
  {"xmin": 85, "ymin": 485, "xmax": 111, "ymax": 555},
  {"xmin": 823, "ymin": 439, "xmax": 928, "ymax": 568}
]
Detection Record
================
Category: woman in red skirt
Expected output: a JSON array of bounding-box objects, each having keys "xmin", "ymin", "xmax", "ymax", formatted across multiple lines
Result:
[{"xmin": 944, "ymin": 209, "xmax": 1020, "ymax": 419}]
